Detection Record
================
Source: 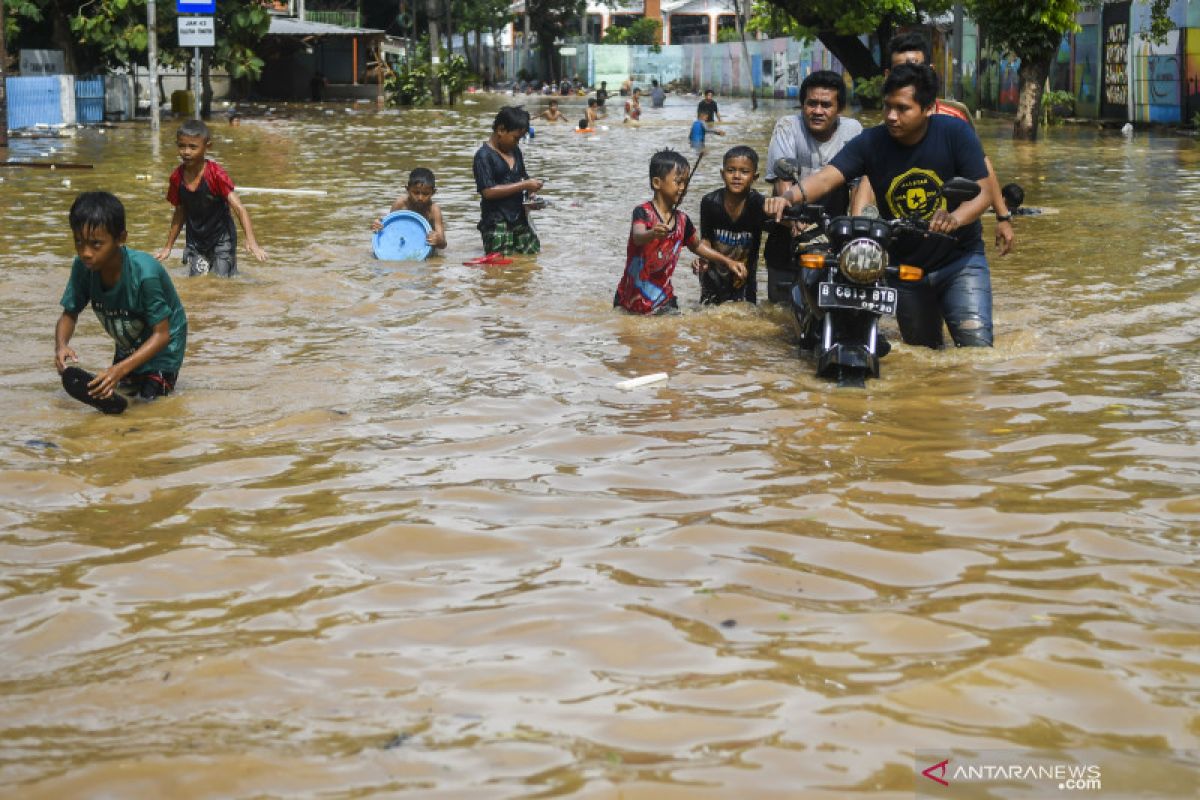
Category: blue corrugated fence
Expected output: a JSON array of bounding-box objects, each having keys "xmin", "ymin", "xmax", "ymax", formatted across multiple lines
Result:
[
  {"xmin": 5, "ymin": 77, "xmax": 64, "ymax": 129},
  {"xmin": 75, "ymin": 76, "xmax": 105, "ymax": 123}
]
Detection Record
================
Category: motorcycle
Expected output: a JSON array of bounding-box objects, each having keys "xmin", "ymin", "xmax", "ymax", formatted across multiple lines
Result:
[{"xmin": 771, "ymin": 159, "xmax": 981, "ymax": 387}]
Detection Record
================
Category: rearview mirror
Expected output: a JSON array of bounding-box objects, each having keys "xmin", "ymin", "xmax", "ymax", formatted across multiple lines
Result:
[
  {"xmin": 940, "ymin": 177, "xmax": 981, "ymax": 204},
  {"xmin": 772, "ymin": 158, "xmax": 800, "ymax": 184}
]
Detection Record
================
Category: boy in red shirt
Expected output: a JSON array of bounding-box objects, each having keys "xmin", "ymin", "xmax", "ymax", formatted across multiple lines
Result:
[
  {"xmin": 613, "ymin": 149, "xmax": 747, "ymax": 315},
  {"xmin": 155, "ymin": 120, "xmax": 268, "ymax": 277}
]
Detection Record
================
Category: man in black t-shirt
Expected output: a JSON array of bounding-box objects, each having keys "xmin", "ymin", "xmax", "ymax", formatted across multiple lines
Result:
[
  {"xmin": 776, "ymin": 64, "xmax": 994, "ymax": 349},
  {"xmin": 697, "ymin": 89, "xmax": 721, "ymax": 123}
]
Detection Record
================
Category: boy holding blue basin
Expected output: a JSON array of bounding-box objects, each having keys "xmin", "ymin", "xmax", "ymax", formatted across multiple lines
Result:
[{"xmin": 371, "ymin": 168, "xmax": 447, "ymax": 250}]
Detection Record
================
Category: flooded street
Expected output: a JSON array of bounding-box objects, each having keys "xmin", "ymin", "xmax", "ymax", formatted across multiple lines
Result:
[{"xmin": 1, "ymin": 94, "xmax": 1198, "ymax": 797}]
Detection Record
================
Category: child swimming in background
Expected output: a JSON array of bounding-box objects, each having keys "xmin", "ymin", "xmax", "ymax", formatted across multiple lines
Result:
[
  {"xmin": 624, "ymin": 88, "xmax": 642, "ymax": 123},
  {"xmin": 575, "ymin": 118, "xmax": 594, "ymax": 133},
  {"xmin": 614, "ymin": 149, "xmax": 747, "ymax": 315},
  {"xmin": 371, "ymin": 168, "xmax": 448, "ymax": 249},
  {"xmin": 539, "ymin": 99, "xmax": 565, "ymax": 123},
  {"xmin": 1002, "ymin": 182, "xmax": 1058, "ymax": 216}
]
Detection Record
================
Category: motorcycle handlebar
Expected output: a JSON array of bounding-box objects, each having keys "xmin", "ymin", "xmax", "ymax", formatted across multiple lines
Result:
[{"xmin": 779, "ymin": 204, "xmax": 827, "ymax": 223}]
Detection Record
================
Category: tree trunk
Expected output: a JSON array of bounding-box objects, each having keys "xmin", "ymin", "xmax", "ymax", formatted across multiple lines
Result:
[
  {"xmin": 816, "ymin": 31, "xmax": 882, "ymax": 82},
  {"xmin": 732, "ymin": 0, "xmax": 756, "ymax": 109},
  {"xmin": 1013, "ymin": 56, "xmax": 1050, "ymax": 141},
  {"xmin": 475, "ymin": 30, "xmax": 484, "ymax": 76},
  {"xmin": 49, "ymin": 2, "xmax": 79, "ymax": 74}
]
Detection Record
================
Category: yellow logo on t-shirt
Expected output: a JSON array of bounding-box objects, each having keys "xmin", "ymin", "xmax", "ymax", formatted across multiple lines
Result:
[{"xmin": 886, "ymin": 168, "xmax": 946, "ymax": 220}]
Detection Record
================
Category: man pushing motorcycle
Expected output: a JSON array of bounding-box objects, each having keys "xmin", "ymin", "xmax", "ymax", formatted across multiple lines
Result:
[{"xmin": 775, "ymin": 63, "xmax": 994, "ymax": 349}]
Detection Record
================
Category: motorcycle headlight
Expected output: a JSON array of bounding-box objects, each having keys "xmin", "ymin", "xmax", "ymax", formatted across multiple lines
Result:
[{"xmin": 838, "ymin": 237, "xmax": 888, "ymax": 283}]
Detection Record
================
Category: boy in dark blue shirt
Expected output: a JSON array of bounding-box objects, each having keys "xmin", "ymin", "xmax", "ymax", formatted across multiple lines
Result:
[
  {"xmin": 472, "ymin": 106, "xmax": 545, "ymax": 255},
  {"xmin": 688, "ymin": 109, "xmax": 724, "ymax": 150},
  {"xmin": 776, "ymin": 64, "xmax": 993, "ymax": 349}
]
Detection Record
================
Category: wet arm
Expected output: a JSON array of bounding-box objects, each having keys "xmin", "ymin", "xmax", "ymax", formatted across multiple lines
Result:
[
  {"xmin": 779, "ymin": 165, "xmax": 847, "ymax": 214},
  {"xmin": 983, "ymin": 156, "xmax": 1015, "ymax": 255},
  {"xmin": 481, "ymin": 178, "xmax": 538, "ymax": 201},
  {"xmin": 155, "ymin": 206, "xmax": 185, "ymax": 260},
  {"xmin": 89, "ymin": 319, "xmax": 171, "ymax": 398},
  {"xmin": 54, "ymin": 311, "xmax": 79, "ymax": 373},
  {"xmin": 227, "ymin": 191, "xmax": 268, "ymax": 261},
  {"xmin": 929, "ymin": 178, "xmax": 992, "ymax": 234},
  {"xmin": 428, "ymin": 204, "xmax": 448, "ymax": 249},
  {"xmin": 688, "ymin": 235, "xmax": 745, "ymax": 279}
]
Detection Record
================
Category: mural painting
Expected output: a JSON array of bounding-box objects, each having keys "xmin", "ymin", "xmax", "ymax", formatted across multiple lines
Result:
[
  {"xmin": 1102, "ymin": 1, "xmax": 1131, "ymax": 118},
  {"xmin": 1074, "ymin": 24, "xmax": 1100, "ymax": 117}
]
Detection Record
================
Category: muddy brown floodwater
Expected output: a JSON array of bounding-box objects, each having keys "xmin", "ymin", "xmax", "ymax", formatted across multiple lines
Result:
[{"xmin": 1, "ymin": 93, "xmax": 1198, "ymax": 798}]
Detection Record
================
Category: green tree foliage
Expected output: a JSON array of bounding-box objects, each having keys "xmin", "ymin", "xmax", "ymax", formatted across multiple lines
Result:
[
  {"xmin": 759, "ymin": 0, "xmax": 952, "ymax": 80},
  {"xmin": 601, "ymin": 17, "xmax": 661, "ymax": 46},
  {"xmin": 7, "ymin": 0, "xmax": 269, "ymax": 79},
  {"xmin": 965, "ymin": 1, "xmax": 1172, "ymax": 139}
]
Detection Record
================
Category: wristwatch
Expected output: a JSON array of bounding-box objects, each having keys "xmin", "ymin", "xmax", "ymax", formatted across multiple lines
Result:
[{"xmin": 995, "ymin": 213, "xmax": 1013, "ymax": 222}]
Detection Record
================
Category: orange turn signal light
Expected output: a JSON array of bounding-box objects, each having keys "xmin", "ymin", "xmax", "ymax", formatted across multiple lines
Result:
[
  {"xmin": 800, "ymin": 253, "xmax": 826, "ymax": 270},
  {"xmin": 897, "ymin": 264, "xmax": 924, "ymax": 281}
]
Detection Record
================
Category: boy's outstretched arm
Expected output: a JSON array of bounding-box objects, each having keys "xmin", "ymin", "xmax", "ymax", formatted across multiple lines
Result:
[
  {"xmin": 54, "ymin": 312, "xmax": 80, "ymax": 374},
  {"xmin": 227, "ymin": 191, "xmax": 268, "ymax": 261},
  {"xmin": 155, "ymin": 206, "xmax": 186, "ymax": 262},
  {"xmin": 481, "ymin": 177, "xmax": 542, "ymax": 201},
  {"xmin": 687, "ymin": 233, "xmax": 745, "ymax": 280},
  {"xmin": 86, "ymin": 320, "xmax": 171, "ymax": 399},
  {"xmin": 629, "ymin": 216, "xmax": 670, "ymax": 246}
]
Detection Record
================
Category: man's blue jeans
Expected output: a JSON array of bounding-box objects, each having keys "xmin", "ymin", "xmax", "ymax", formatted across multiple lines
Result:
[{"xmin": 891, "ymin": 244, "xmax": 993, "ymax": 348}]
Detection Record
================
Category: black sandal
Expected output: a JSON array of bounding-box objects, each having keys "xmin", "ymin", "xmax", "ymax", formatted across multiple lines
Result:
[{"xmin": 61, "ymin": 367, "xmax": 128, "ymax": 415}]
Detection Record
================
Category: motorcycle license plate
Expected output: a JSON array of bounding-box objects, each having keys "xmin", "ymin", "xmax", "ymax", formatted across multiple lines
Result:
[{"xmin": 818, "ymin": 282, "xmax": 897, "ymax": 315}]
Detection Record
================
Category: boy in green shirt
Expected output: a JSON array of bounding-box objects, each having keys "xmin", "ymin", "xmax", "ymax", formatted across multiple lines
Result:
[{"xmin": 55, "ymin": 192, "xmax": 188, "ymax": 414}]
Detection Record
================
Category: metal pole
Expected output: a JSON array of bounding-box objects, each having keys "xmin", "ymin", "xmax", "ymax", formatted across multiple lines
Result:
[
  {"xmin": 193, "ymin": 47, "xmax": 201, "ymax": 120},
  {"xmin": 148, "ymin": 0, "xmax": 160, "ymax": 133},
  {"xmin": 0, "ymin": 0, "xmax": 9, "ymax": 147},
  {"xmin": 426, "ymin": 0, "xmax": 441, "ymax": 104},
  {"xmin": 952, "ymin": 3, "xmax": 965, "ymax": 101}
]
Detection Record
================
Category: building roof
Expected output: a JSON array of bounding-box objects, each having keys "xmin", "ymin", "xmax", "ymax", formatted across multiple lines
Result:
[{"xmin": 267, "ymin": 15, "xmax": 383, "ymax": 37}]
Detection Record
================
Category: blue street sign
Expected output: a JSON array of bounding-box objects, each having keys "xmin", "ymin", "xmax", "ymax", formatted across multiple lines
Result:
[{"xmin": 177, "ymin": 0, "xmax": 216, "ymax": 13}]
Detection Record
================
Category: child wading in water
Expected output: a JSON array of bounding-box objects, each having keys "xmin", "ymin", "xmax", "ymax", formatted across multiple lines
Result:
[
  {"xmin": 56, "ymin": 192, "xmax": 188, "ymax": 414},
  {"xmin": 613, "ymin": 149, "xmax": 748, "ymax": 315},
  {"xmin": 472, "ymin": 106, "xmax": 544, "ymax": 255},
  {"xmin": 371, "ymin": 168, "xmax": 447, "ymax": 250},
  {"xmin": 694, "ymin": 146, "xmax": 787, "ymax": 304},
  {"xmin": 155, "ymin": 119, "xmax": 267, "ymax": 277},
  {"xmin": 688, "ymin": 109, "xmax": 724, "ymax": 151},
  {"xmin": 539, "ymin": 99, "xmax": 565, "ymax": 123}
]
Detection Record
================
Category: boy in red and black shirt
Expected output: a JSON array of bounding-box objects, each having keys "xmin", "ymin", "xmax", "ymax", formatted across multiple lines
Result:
[
  {"xmin": 613, "ymin": 149, "xmax": 746, "ymax": 315},
  {"xmin": 155, "ymin": 120, "xmax": 268, "ymax": 277}
]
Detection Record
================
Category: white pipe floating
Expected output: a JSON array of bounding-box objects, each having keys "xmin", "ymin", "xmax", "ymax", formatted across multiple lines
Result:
[
  {"xmin": 616, "ymin": 373, "xmax": 669, "ymax": 390},
  {"xmin": 236, "ymin": 187, "xmax": 328, "ymax": 196}
]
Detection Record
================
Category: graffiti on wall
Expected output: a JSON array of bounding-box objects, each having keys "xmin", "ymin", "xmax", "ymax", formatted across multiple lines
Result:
[{"xmin": 1105, "ymin": 21, "xmax": 1129, "ymax": 106}]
